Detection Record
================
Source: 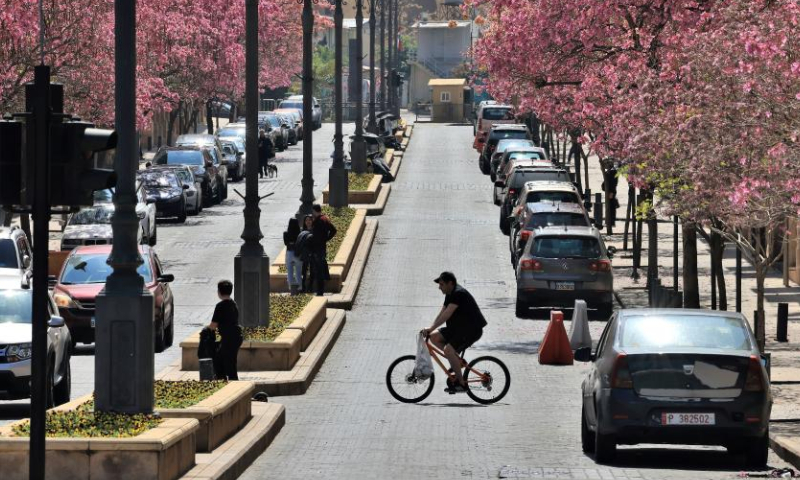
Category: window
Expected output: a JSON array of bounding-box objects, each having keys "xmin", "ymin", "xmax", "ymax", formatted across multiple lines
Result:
[
  {"xmin": 440, "ymin": 91, "xmax": 451, "ymax": 103},
  {"xmin": 531, "ymin": 236, "xmax": 601, "ymax": 259},
  {"xmin": 619, "ymin": 314, "xmax": 752, "ymax": 350},
  {"xmin": 0, "ymin": 240, "xmax": 18, "ymax": 269}
]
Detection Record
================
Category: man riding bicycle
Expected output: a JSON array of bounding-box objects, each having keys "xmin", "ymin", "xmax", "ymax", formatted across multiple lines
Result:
[{"xmin": 423, "ymin": 271, "xmax": 487, "ymax": 393}]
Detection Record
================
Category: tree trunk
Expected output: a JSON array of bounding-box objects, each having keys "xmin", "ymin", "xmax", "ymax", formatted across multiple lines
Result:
[
  {"xmin": 166, "ymin": 108, "xmax": 179, "ymax": 146},
  {"xmin": 683, "ymin": 223, "xmax": 700, "ymax": 308},
  {"xmin": 206, "ymin": 100, "xmax": 214, "ymax": 135},
  {"xmin": 710, "ymin": 230, "xmax": 728, "ymax": 311},
  {"xmin": 755, "ymin": 263, "xmax": 766, "ymax": 352}
]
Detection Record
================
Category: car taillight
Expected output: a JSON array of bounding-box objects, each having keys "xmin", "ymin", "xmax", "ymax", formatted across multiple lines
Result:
[
  {"xmin": 520, "ymin": 230, "xmax": 531, "ymax": 243},
  {"xmin": 508, "ymin": 188, "xmax": 517, "ymax": 196},
  {"xmin": 589, "ymin": 260, "xmax": 611, "ymax": 272},
  {"xmin": 611, "ymin": 353, "xmax": 633, "ymax": 389},
  {"xmin": 744, "ymin": 355, "xmax": 766, "ymax": 392},
  {"xmin": 520, "ymin": 259, "xmax": 542, "ymax": 271}
]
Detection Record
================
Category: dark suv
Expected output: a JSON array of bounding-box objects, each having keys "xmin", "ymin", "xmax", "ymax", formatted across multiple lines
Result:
[
  {"xmin": 153, "ymin": 147, "xmax": 221, "ymax": 206},
  {"xmin": 480, "ymin": 125, "xmax": 531, "ymax": 176}
]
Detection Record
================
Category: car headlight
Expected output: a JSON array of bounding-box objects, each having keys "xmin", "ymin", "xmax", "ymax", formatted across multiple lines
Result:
[
  {"xmin": 185, "ymin": 190, "xmax": 195, "ymax": 197},
  {"xmin": 7, "ymin": 343, "xmax": 32, "ymax": 361},
  {"xmin": 54, "ymin": 292, "xmax": 76, "ymax": 308}
]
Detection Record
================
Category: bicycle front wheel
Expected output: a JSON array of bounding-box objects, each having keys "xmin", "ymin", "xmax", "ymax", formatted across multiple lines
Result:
[
  {"xmin": 386, "ymin": 355, "xmax": 435, "ymax": 403},
  {"xmin": 465, "ymin": 356, "xmax": 510, "ymax": 405}
]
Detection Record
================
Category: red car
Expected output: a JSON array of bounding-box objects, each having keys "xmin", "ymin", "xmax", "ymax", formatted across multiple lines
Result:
[{"xmin": 52, "ymin": 245, "xmax": 175, "ymax": 352}]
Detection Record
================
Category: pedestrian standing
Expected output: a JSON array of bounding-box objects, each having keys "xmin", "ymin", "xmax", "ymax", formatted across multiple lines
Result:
[
  {"xmin": 601, "ymin": 159, "xmax": 619, "ymax": 226},
  {"xmin": 258, "ymin": 130, "xmax": 269, "ymax": 178},
  {"xmin": 206, "ymin": 280, "xmax": 243, "ymax": 380},
  {"xmin": 283, "ymin": 218, "xmax": 303, "ymax": 295},
  {"xmin": 295, "ymin": 215, "xmax": 315, "ymax": 293},
  {"xmin": 311, "ymin": 204, "xmax": 337, "ymax": 296}
]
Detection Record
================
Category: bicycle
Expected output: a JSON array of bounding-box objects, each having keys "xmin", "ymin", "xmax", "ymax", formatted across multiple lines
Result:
[{"xmin": 386, "ymin": 336, "xmax": 511, "ymax": 405}]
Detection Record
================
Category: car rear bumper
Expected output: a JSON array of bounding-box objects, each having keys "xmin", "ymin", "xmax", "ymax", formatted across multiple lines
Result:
[
  {"xmin": 517, "ymin": 288, "xmax": 612, "ymax": 307},
  {"xmin": 597, "ymin": 388, "xmax": 771, "ymax": 445}
]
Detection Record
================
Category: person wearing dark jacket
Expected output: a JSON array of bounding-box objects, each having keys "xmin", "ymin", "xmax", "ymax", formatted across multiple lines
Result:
[
  {"xmin": 295, "ymin": 215, "xmax": 315, "ymax": 293},
  {"xmin": 283, "ymin": 218, "xmax": 302, "ymax": 295},
  {"xmin": 258, "ymin": 130, "xmax": 273, "ymax": 178},
  {"xmin": 310, "ymin": 204, "xmax": 337, "ymax": 296},
  {"xmin": 601, "ymin": 159, "xmax": 620, "ymax": 226},
  {"xmin": 206, "ymin": 280, "xmax": 242, "ymax": 380}
]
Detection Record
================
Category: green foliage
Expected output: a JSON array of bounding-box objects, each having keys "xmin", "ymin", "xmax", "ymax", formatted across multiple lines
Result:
[
  {"xmin": 154, "ymin": 380, "xmax": 228, "ymax": 409},
  {"xmin": 348, "ymin": 173, "xmax": 375, "ymax": 192},
  {"xmin": 242, "ymin": 294, "xmax": 313, "ymax": 342},
  {"xmin": 291, "ymin": 46, "xmax": 335, "ymax": 99},
  {"xmin": 11, "ymin": 402, "xmax": 161, "ymax": 438}
]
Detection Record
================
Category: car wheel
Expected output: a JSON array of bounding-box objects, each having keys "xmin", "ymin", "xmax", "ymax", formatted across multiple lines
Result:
[
  {"xmin": 177, "ymin": 203, "xmax": 187, "ymax": 223},
  {"xmin": 745, "ymin": 429, "xmax": 769, "ymax": 468},
  {"xmin": 164, "ymin": 311, "xmax": 174, "ymax": 348},
  {"xmin": 222, "ymin": 180, "xmax": 228, "ymax": 200},
  {"xmin": 490, "ymin": 173, "xmax": 496, "ymax": 183},
  {"xmin": 581, "ymin": 405, "xmax": 595, "ymax": 454},
  {"xmin": 53, "ymin": 358, "xmax": 71, "ymax": 406},
  {"xmin": 154, "ymin": 316, "xmax": 166, "ymax": 353},
  {"xmin": 515, "ymin": 295, "xmax": 530, "ymax": 319},
  {"xmin": 500, "ymin": 212, "xmax": 510, "ymax": 236},
  {"xmin": 149, "ymin": 225, "xmax": 157, "ymax": 246},
  {"xmin": 492, "ymin": 187, "xmax": 501, "ymax": 206},
  {"xmin": 45, "ymin": 359, "xmax": 55, "ymax": 409},
  {"xmin": 594, "ymin": 412, "xmax": 616, "ymax": 464},
  {"xmin": 214, "ymin": 185, "xmax": 222, "ymax": 204}
]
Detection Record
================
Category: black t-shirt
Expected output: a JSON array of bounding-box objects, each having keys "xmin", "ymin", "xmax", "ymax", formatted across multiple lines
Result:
[
  {"xmin": 444, "ymin": 285, "xmax": 487, "ymax": 332},
  {"xmin": 212, "ymin": 299, "xmax": 240, "ymax": 341}
]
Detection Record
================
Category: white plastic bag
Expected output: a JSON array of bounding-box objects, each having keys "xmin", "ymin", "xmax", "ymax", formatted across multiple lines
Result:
[{"xmin": 413, "ymin": 332, "xmax": 434, "ymax": 380}]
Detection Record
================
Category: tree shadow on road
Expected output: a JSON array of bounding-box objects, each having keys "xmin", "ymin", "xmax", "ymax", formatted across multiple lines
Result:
[
  {"xmin": 603, "ymin": 446, "xmax": 771, "ymax": 473},
  {"xmin": 472, "ymin": 341, "xmax": 540, "ymax": 356}
]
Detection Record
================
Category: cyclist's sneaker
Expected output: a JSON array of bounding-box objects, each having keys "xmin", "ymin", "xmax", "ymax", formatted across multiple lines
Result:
[{"xmin": 445, "ymin": 383, "xmax": 468, "ymax": 394}]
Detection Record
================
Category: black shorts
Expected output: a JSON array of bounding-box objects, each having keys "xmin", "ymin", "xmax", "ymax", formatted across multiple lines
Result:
[{"xmin": 439, "ymin": 327, "xmax": 482, "ymax": 352}]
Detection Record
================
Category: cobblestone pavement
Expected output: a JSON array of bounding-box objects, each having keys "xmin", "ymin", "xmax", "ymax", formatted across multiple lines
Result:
[{"xmin": 238, "ymin": 123, "xmax": 787, "ymax": 479}]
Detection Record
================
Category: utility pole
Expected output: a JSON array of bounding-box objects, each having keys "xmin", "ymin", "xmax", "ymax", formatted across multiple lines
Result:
[
  {"xmin": 328, "ymin": 0, "xmax": 349, "ymax": 206},
  {"xmin": 96, "ymin": 0, "xmax": 155, "ymax": 416},
  {"xmin": 379, "ymin": 0, "xmax": 386, "ymax": 111},
  {"xmin": 387, "ymin": 0, "xmax": 394, "ymax": 113},
  {"xmin": 393, "ymin": 0, "xmax": 401, "ymax": 116},
  {"xmin": 234, "ymin": 0, "xmax": 270, "ymax": 327},
  {"xmin": 299, "ymin": 0, "xmax": 315, "ymax": 218},
  {"xmin": 351, "ymin": 0, "xmax": 368, "ymax": 172},
  {"xmin": 367, "ymin": 0, "xmax": 378, "ymax": 133}
]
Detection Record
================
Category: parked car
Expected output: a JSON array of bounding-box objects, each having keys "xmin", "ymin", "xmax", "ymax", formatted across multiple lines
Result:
[
  {"xmin": 259, "ymin": 112, "xmax": 290, "ymax": 151},
  {"xmin": 275, "ymin": 108, "xmax": 303, "ymax": 141},
  {"xmin": 219, "ymin": 139, "xmax": 245, "ymax": 181},
  {"xmin": 515, "ymin": 225, "xmax": 614, "ymax": 318},
  {"xmin": 0, "ymin": 227, "xmax": 33, "ymax": 286},
  {"xmin": 473, "ymin": 104, "xmax": 516, "ymax": 153},
  {"xmin": 138, "ymin": 170, "xmax": 189, "ymax": 223},
  {"xmin": 499, "ymin": 167, "xmax": 573, "ymax": 235},
  {"xmin": 575, "ymin": 309, "xmax": 771, "ymax": 467},
  {"xmin": 93, "ymin": 186, "xmax": 158, "ymax": 246},
  {"xmin": 215, "ymin": 123, "xmax": 246, "ymax": 144},
  {"xmin": 493, "ymin": 158, "xmax": 554, "ymax": 206},
  {"xmin": 0, "ymin": 280, "xmax": 72, "ymax": 406},
  {"xmin": 509, "ymin": 201, "xmax": 590, "ymax": 267},
  {"xmin": 152, "ymin": 147, "xmax": 221, "ymax": 206},
  {"xmin": 280, "ymin": 95, "xmax": 321, "ymax": 129},
  {"xmin": 277, "ymin": 113, "xmax": 299, "ymax": 145},
  {"xmin": 481, "ymin": 125, "xmax": 531, "ymax": 179},
  {"xmin": 60, "ymin": 204, "xmax": 145, "ymax": 251},
  {"xmin": 149, "ymin": 165, "xmax": 202, "ymax": 215},
  {"xmin": 53, "ymin": 245, "xmax": 175, "ymax": 352},
  {"xmin": 486, "ymin": 139, "xmax": 538, "ymax": 177},
  {"xmin": 493, "ymin": 146, "xmax": 550, "ymax": 180},
  {"xmin": 175, "ymin": 134, "xmax": 228, "ymax": 199}
]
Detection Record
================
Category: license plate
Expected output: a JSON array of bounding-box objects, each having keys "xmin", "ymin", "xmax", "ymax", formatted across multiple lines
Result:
[
  {"xmin": 91, "ymin": 317, "xmax": 96, "ymax": 328},
  {"xmin": 661, "ymin": 413, "xmax": 715, "ymax": 425},
  {"xmin": 555, "ymin": 282, "xmax": 575, "ymax": 291}
]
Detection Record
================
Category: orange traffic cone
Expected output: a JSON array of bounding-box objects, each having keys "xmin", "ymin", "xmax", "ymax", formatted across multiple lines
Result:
[{"xmin": 538, "ymin": 310, "xmax": 574, "ymax": 365}]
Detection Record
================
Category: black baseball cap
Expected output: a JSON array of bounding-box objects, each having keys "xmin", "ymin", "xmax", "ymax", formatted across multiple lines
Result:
[{"xmin": 433, "ymin": 271, "xmax": 457, "ymax": 284}]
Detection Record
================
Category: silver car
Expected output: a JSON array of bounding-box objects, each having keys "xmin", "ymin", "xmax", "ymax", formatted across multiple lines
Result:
[
  {"xmin": 0, "ymin": 227, "xmax": 33, "ymax": 286},
  {"xmin": 93, "ymin": 186, "xmax": 157, "ymax": 246},
  {"xmin": 575, "ymin": 309, "xmax": 771, "ymax": 467},
  {"xmin": 61, "ymin": 205, "xmax": 144, "ymax": 250},
  {"xmin": 509, "ymin": 201, "xmax": 590, "ymax": 267},
  {"xmin": 0, "ymin": 283, "xmax": 72, "ymax": 407},
  {"xmin": 514, "ymin": 225, "xmax": 614, "ymax": 318}
]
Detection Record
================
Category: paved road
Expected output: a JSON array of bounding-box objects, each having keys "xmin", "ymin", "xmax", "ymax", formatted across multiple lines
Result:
[{"xmin": 238, "ymin": 122, "xmax": 787, "ymax": 479}]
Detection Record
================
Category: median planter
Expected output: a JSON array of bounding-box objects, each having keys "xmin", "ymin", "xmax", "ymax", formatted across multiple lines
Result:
[
  {"xmin": 322, "ymin": 174, "xmax": 382, "ymax": 204},
  {"xmin": 0, "ymin": 411, "xmax": 197, "ymax": 480}
]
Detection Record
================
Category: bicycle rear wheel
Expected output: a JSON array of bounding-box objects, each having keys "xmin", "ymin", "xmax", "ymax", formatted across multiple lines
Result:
[
  {"xmin": 465, "ymin": 356, "xmax": 510, "ymax": 404},
  {"xmin": 386, "ymin": 355, "xmax": 435, "ymax": 403}
]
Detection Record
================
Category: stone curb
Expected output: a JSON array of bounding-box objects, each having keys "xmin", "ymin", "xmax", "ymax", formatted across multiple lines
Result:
[
  {"xmin": 349, "ymin": 183, "xmax": 392, "ymax": 216},
  {"xmin": 180, "ymin": 402, "xmax": 285, "ymax": 480},
  {"xmin": 327, "ymin": 218, "xmax": 378, "ymax": 310}
]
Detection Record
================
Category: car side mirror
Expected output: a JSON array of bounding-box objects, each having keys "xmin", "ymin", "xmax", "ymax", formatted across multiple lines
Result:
[
  {"xmin": 574, "ymin": 347, "xmax": 594, "ymax": 362},
  {"xmin": 157, "ymin": 274, "xmax": 175, "ymax": 283},
  {"xmin": 48, "ymin": 316, "xmax": 66, "ymax": 328},
  {"xmin": 494, "ymin": 180, "xmax": 504, "ymax": 187},
  {"xmin": 23, "ymin": 255, "xmax": 31, "ymax": 269},
  {"xmin": 182, "ymin": 184, "xmax": 190, "ymax": 190},
  {"xmin": 607, "ymin": 246, "xmax": 617, "ymax": 258}
]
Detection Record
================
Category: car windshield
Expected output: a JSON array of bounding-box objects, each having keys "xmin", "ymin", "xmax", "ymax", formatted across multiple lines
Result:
[
  {"xmin": 483, "ymin": 108, "xmax": 514, "ymax": 120},
  {"xmin": 0, "ymin": 240, "xmax": 18, "ymax": 269},
  {"xmin": 531, "ymin": 236, "xmax": 601, "ymax": 259},
  {"xmin": 93, "ymin": 189, "xmax": 114, "ymax": 203},
  {"xmin": 141, "ymin": 172, "xmax": 179, "ymax": 189},
  {"xmin": 60, "ymin": 253, "xmax": 152, "ymax": 284},
  {"xmin": 511, "ymin": 171, "xmax": 570, "ymax": 188},
  {"xmin": 155, "ymin": 150, "xmax": 204, "ymax": 166},
  {"xmin": 526, "ymin": 212, "xmax": 588, "ymax": 229},
  {"xmin": 619, "ymin": 315, "xmax": 752, "ymax": 351},
  {"xmin": 69, "ymin": 208, "xmax": 114, "ymax": 226},
  {"xmin": 280, "ymin": 101, "xmax": 302, "ymax": 110},
  {"xmin": 526, "ymin": 191, "xmax": 580, "ymax": 203},
  {"xmin": 490, "ymin": 131, "xmax": 527, "ymax": 143},
  {"xmin": 508, "ymin": 152, "xmax": 545, "ymax": 162},
  {"xmin": 217, "ymin": 128, "xmax": 245, "ymax": 139},
  {"xmin": 0, "ymin": 289, "xmax": 32, "ymax": 324},
  {"xmin": 176, "ymin": 136, "xmax": 213, "ymax": 147}
]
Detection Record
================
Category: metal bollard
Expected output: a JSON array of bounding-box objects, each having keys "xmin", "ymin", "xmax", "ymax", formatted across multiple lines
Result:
[
  {"xmin": 584, "ymin": 188, "xmax": 592, "ymax": 212},
  {"xmin": 593, "ymin": 193, "xmax": 603, "ymax": 229},
  {"xmin": 777, "ymin": 302, "xmax": 789, "ymax": 342}
]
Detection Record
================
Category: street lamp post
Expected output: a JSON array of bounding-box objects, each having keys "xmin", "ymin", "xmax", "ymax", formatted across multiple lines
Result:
[
  {"xmin": 367, "ymin": 0, "xmax": 378, "ymax": 133},
  {"xmin": 350, "ymin": 0, "xmax": 368, "ymax": 173},
  {"xmin": 234, "ymin": 0, "xmax": 270, "ymax": 327},
  {"xmin": 298, "ymin": 0, "xmax": 315, "ymax": 218},
  {"xmin": 392, "ymin": 0, "xmax": 401, "ymax": 116},
  {"xmin": 387, "ymin": 0, "xmax": 394, "ymax": 113},
  {"xmin": 95, "ymin": 0, "xmax": 155, "ymax": 414},
  {"xmin": 379, "ymin": 0, "xmax": 386, "ymax": 111},
  {"xmin": 328, "ymin": 0, "xmax": 349, "ymax": 206}
]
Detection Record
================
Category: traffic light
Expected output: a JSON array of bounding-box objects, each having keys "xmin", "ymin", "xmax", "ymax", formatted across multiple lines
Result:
[
  {"xmin": 51, "ymin": 120, "xmax": 118, "ymax": 206},
  {"xmin": 0, "ymin": 119, "xmax": 24, "ymax": 206}
]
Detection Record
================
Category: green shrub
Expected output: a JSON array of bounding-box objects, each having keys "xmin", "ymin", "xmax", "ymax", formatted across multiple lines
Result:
[
  {"xmin": 11, "ymin": 402, "xmax": 161, "ymax": 438},
  {"xmin": 242, "ymin": 294, "xmax": 313, "ymax": 342},
  {"xmin": 154, "ymin": 380, "xmax": 227, "ymax": 409},
  {"xmin": 348, "ymin": 172, "xmax": 375, "ymax": 191}
]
